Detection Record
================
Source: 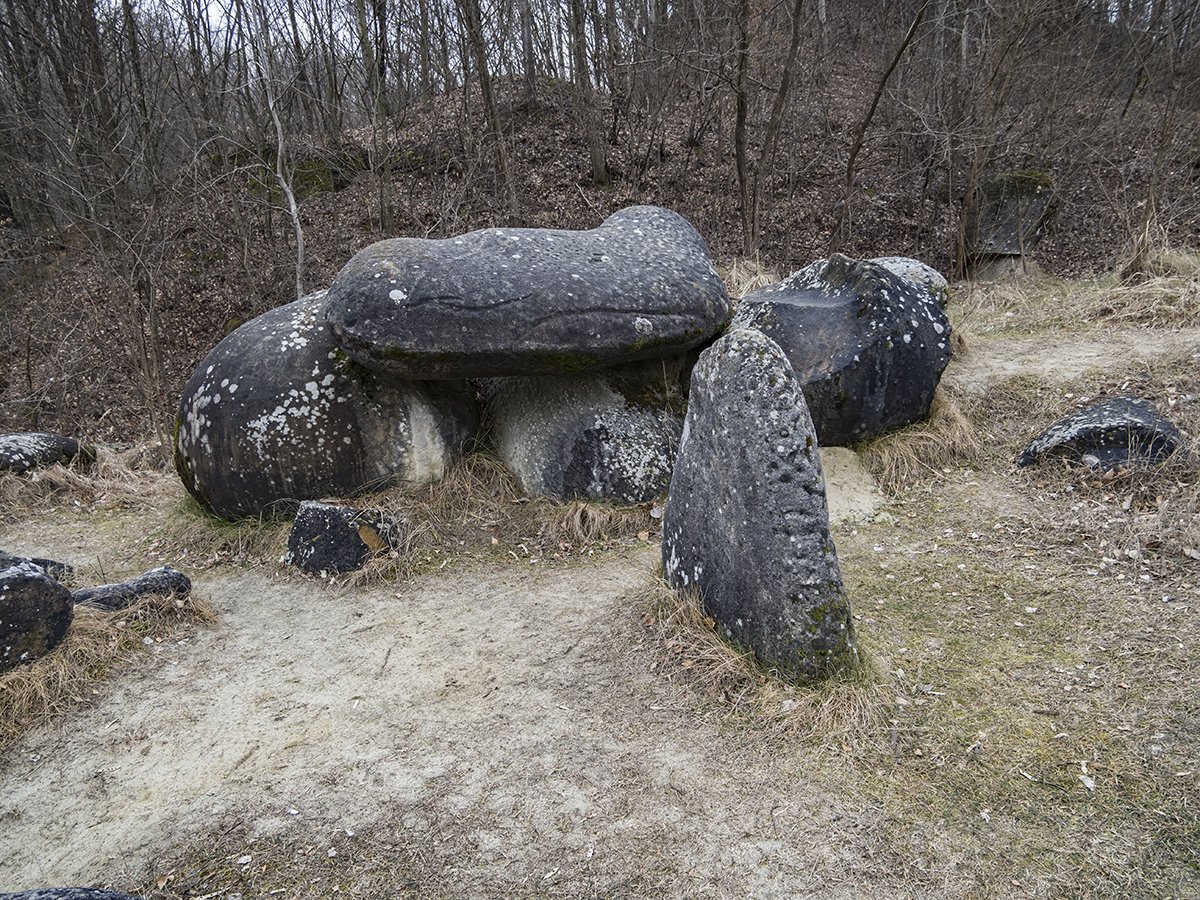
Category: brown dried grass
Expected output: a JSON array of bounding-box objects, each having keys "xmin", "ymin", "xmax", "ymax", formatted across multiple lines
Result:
[
  {"xmin": 860, "ymin": 389, "xmax": 983, "ymax": 494},
  {"xmin": 0, "ymin": 590, "xmax": 215, "ymax": 747},
  {"xmin": 719, "ymin": 257, "xmax": 780, "ymax": 300},
  {"xmin": 633, "ymin": 578, "xmax": 890, "ymax": 753}
]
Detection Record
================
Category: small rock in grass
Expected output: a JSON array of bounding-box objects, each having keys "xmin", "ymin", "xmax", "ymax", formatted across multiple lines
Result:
[
  {"xmin": 0, "ymin": 551, "xmax": 73, "ymax": 582},
  {"xmin": 0, "ymin": 432, "xmax": 95, "ymax": 475},
  {"xmin": 285, "ymin": 501, "xmax": 406, "ymax": 576},
  {"xmin": 1017, "ymin": 398, "xmax": 1185, "ymax": 471},
  {"xmin": 72, "ymin": 567, "xmax": 192, "ymax": 611},
  {"xmin": 0, "ymin": 562, "xmax": 74, "ymax": 674}
]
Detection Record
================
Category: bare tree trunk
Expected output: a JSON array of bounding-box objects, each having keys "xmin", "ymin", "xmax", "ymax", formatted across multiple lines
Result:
[{"xmin": 569, "ymin": 0, "xmax": 609, "ymax": 184}]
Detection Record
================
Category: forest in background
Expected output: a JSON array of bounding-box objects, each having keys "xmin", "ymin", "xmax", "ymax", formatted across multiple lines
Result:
[{"xmin": 0, "ymin": 0, "xmax": 1198, "ymax": 443}]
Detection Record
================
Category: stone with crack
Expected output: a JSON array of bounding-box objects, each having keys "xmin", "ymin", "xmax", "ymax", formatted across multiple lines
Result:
[
  {"xmin": 0, "ymin": 432, "xmax": 95, "ymax": 475},
  {"xmin": 483, "ymin": 358, "xmax": 685, "ymax": 503},
  {"xmin": 733, "ymin": 254, "xmax": 951, "ymax": 446},
  {"xmin": 285, "ymin": 501, "xmax": 406, "ymax": 575},
  {"xmin": 661, "ymin": 328, "xmax": 858, "ymax": 683},
  {"xmin": 0, "ymin": 561, "xmax": 74, "ymax": 674},
  {"xmin": 1017, "ymin": 398, "xmax": 1185, "ymax": 471},
  {"xmin": 324, "ymin": 205, "xmax": 731, "ymax": 378},
  {"xmin": 175, "ymin": 291, "xmax": 478, "ymax": 520}
]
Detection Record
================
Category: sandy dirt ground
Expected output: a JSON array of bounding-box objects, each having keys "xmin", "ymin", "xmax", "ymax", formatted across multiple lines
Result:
[{"xmin": 1, "ymin": 321, "xmax": 1195, "ymax": 896}]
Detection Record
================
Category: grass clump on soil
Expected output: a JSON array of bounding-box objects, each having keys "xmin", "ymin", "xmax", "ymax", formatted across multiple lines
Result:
[
  {"xmin": 0, "ymin": 590, "xmax": 215, "ymax": 748},
  {"xmin": 860, "ymin": 388, "xmax": 983, "ymax": 494},
  {"xmin": 633, "ymin": 578, "xmax": 891, "ymax": 754},
  {"xmin": 719, "ymin": 257, "xmax": 779, "ymax": 299}
]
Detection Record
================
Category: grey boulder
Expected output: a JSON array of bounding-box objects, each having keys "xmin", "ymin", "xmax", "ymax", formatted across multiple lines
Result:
[
  {"xmin": 1017, "ymin": 398, "xmax": 1185, "ymax": 471},
  {"xmin": 324, "ymin": 205, "xmax": 731, "ymax": 378},
  {"xmin": 484, "ymin": 358, "xmax": 685, "ymax": 503},
  {"xmin": 662, "ymin": 329, "xmax": 858, "ymax": 682},
  {"xmin": 0, "ymin": 432, "xmax": 94, "ymax": 474},
  {"xmin": 733, "ymin": 254, "xmax": 951, "ymax": 446},
  {"xmin": 285, "ymin": 501, "xmax": 405, "ymax": 575},
  {"xmin": 870, "ymin": 256, "xmax": 949, "ymax": 306},
  {"xmin": 175, "ymin": 292, "xmax": 479, "ymax": 520},
  {"xmin": 0, "ymin": 561, "xmax": 74, "ymax": 673},
  {"xmin": 72, "ymin": 566, "xmax": 192, "ymax": 611}
]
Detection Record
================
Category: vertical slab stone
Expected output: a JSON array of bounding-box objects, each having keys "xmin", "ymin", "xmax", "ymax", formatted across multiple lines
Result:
[{"xmin": 662, "ymin": 329, "xmax": 858, "ymax": 682}]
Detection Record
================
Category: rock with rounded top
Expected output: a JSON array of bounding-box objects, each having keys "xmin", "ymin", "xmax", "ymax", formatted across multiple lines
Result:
[
  {"xmin": 733, "ymin": 254, "xmax": 951, "ymax": 446},
  {"xmin": 174, "ymin": 291, "xmax": 478, "ymax": 520},
  {"xmin": 324, "ymin": 205, "xmax": 732, "ymax": 378},
  {"xmin": 0, "ymin": 561, "xmax": 74, "ymax": 673},
  {"xmin": 285, "ymin": 501, "xmax": 406, "ymax": 575},
  {"xmin": 0, "ymin": 433, "xmax": 95, "ymax": 475},
  {"xmin": 870, "ymin": 256, "xmax": 949, "ymax": 306},
  {"xmin": 484, "ymin": 358, "xmax": 685, "ymax": 503},
  {"xmin": 0, "ymin": 551, "xmax": 72, "ymax": 582},
  {"xmin": 1017, "ymin": 398, "xmax": 1185, "ymax": 471},
  {"xmin": 662, "ymin": 328, "xmax": 858, "ymax": 682}
]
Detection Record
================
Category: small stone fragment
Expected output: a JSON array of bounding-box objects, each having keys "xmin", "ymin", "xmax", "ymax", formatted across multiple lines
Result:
[
  {"xmin": 285, "ymin": 501, "xmax": 406, "ymax": 575},
  {"xmin": 662, "ymin": 329, "xmax": 858, "ymax": 682},
  {"xmin": 72, "ymin": 567, "xmax": 192, "ymax": 611},
  {"xmin": 0, "ymin": 433, "xmax": 95, "ymax": 475},
  {"xmin": 1017, "ymin": 398, "xmax": 1185, "ymax": 471},
  {"xmin": 0, "ymin": 561, "xmax": 74, "ymax": 673}
]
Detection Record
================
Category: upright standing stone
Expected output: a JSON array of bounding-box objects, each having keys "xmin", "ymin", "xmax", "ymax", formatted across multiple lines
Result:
[
  {"xmin": 662, "ymin": 329, "xmax": 857, "ymax": 682},
  {"xmin": 324, "ymin": 205, "xmax": 732, "ymax": 378}
]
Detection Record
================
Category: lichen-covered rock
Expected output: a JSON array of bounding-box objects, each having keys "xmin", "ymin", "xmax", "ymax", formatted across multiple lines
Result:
[
  {"xmin": 966, "ymin": 170, "xmax": 1056, "ymax": 260},
  {"xmin": 0, "ymin": 890, "xmax": 145, "ymax": 900},
  {"xmin": 484, "ymin": 359, "xmax": 685, "ymax": 503},
  {"xmin": 285, "ymin": 501, "xmax": 406, "ymax": 575},
  {"xmin": 175, "ymin": 292, "xmax": 479, "ymax": 520},
  {"xmin": 733, "ymin": 254, "xmax": 951, "ymax": 446},
  {"xmin": 0, "ymin": 432, "xmax": 95, "ymax": 475},
  {"xmin": 0, "ymin": 551, "xmax": 72, "ymax": 582},
  {"xmin": 662, "ymin": 329, "xmax": 858, "ymax": 682},
  {"xmin": 870, "ymin": 256, "xmax": 949, "ymax": 306},
  {"xmin": 72, "ymin": 566, "xmax": 192, "ymax": 611},
  {"xmin": 1017, "ymin": 398, "xmax": 1186, "ymax": 471},
  {"xmin": 325, "ymin": 205, "xmax": 731, "ymax": 378},
  {"xmin": 0, "ymin": 562, "xmax": 73, "ymax": 673}
]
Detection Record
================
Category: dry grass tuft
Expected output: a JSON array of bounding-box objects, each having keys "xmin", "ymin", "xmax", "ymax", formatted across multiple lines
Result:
[
  {"xmin": 1119, "ymin": 221, "xmax": 1200, "ymax": 283},
  {"xmin": 0, "ymin": 590, "xmax": 215, "ymax": 747},
  {"xmin": 861, "ymin": 389, "xmax": 983, "ymax": 493},
  {"xmin": 719, "ymin": 257, "xmax": 780, "ymax": 299},
  {"xmin": 156, "ymin": 495, "xmax": 290, "ymax": 570},
  {"xmin": 0, "ymin": 447, "xmax": 167, "ymax": 525},
  {"xmin": 634, "ymin": 578, "xmax": 891, "ymax": 751}
]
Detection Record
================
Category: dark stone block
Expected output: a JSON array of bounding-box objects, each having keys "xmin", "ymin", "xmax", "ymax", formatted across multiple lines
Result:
[
  {"xmin": 1017, "ymin": 398, "xmax": 1186, "ymax": 471},
  {"xmin": 483, "ymin": 358, "xmax": 685, "ymax": 503},
  {"xmin": 72, "ymin": 566, "xmax": 192, "ymax": 611},
  {"xmin": 325, "ymin": 205, "xmax": 731, "ymax": 378},
  {"xmin": 0, "ymin": 551, "xmax": 72, "ymax": 582},
  {"xmin": 0, "ymin": 561, "xmax": 73, "ymax": 673},
  {"xmin": 175, "ymin": 291, "xmax": 479, "ymax": 520},
  {"xmin": 662, "ymin": 329, "xmax": 858, "ymax": 682},
  {"xmin": 0, "ymin": 433, "xmax": 95, "ymax": 475},
  {"xmin": 285, "ymin": 501, "xmax": 405, "ymax": 575},
  {"xmin": 733, "ymin": 254, "xmax": 951, "ymax": 446},
  {"xmin": 966, "ymin": 170, "xmax": 1056, "ymax": 261}
]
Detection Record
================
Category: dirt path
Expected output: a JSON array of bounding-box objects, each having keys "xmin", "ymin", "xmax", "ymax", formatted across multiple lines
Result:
[{"xmin": 0, "ymin": 543, "xmax": 908, "ymax": 896}]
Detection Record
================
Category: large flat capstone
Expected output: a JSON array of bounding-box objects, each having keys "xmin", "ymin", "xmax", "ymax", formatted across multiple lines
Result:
[
  {"xmin": 662, "ymin": 329, "xmax": 858, "ymax": 682},
  {"xmin": 324, "ymin": 205, "xmax": 731, "ymax": 378},
  {"xmin": 733, "ymin": 254, "xmax": 951, "ymax": 446},
  {"xmin": 175, "ymin": 292, "xmax": 478, "ymax": 520}
]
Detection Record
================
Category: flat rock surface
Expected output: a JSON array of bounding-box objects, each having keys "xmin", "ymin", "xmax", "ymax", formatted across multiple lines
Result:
[{"xmin": 325, "ymin": 206, "xmax": 731, "ymax": 377}]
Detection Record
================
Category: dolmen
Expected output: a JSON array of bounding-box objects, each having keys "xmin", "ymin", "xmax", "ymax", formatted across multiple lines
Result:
[
  {"xmin": 733, "ymin": 254, "xmax": 951, "ymax": 446},
  {"xmin": 175, "ymin": 206, "xmax": 731, "ymax": 518},
  {"xmin": 966, "ymin": 170, "xmax": 1056, "ymax": 279},
  {"xmin": 1018, "ymin": 398, "xmax": 1186, "ymax": 471}
]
